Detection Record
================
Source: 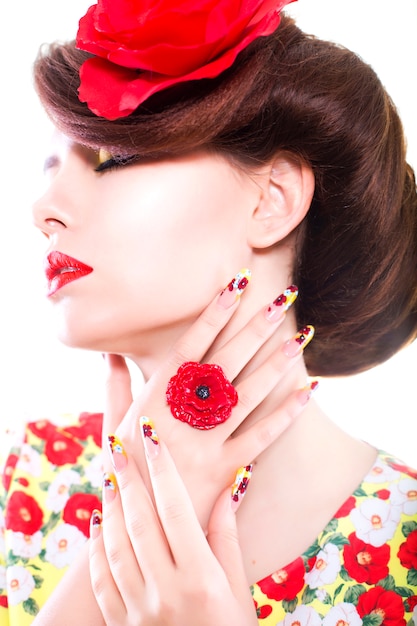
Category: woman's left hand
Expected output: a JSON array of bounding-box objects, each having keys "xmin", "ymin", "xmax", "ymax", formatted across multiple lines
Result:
[{"xmin": 89, "ymin": 422, "xmax": 259, "ymax": 626}]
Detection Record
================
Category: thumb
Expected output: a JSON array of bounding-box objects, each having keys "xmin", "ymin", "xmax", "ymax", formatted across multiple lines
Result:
[
  {"xmin": 102, "ymin": 353, "xmax": 133, "ymax": 447},
  {"xmin": 207, "ymin": 465, "xmax": 254, "ymax": 608}
]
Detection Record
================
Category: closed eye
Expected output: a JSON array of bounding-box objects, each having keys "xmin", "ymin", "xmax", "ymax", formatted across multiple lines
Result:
[{"xmin": 95, "ymin": 154, "xmax": 139, "ymax": 173}]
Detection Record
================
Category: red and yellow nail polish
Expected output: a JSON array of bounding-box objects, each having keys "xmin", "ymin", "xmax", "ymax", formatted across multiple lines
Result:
[
  {"xmin": 297, "ymin": 380, "xmax": 319, "ymax": 405},
  {"xmin": 231, "ymin": 464, "xmax": 253, "ymax": 512},
  {"xmin": 90, "ymin": 508, "xmax": 102, "ymax": 540},
  {"xmin": 264, "ymin": 285, "xmax": 299, "ymax": 323},
  {"xmin": 282, "ymin": 325, "xmax": 315, "ymax": 358},
  {"xmin": 107, "ymin": 434, "xmax": 128, "ymax": 472},
  {"xmin": 103, "ymin": 472, "xmax": 117, "ymax": 504},
  {"xmin": 140, "ymin": 416, "xmax": 160, "ymax": 459},
  {"xmin": 218, "ymin": 268, "xmax": 252, "ymax": 308}
]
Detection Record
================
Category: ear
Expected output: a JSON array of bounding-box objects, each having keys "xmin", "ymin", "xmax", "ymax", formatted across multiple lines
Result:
[{"xmin": 247, "ymin": 153, "xmax": 315, "ymax": 249}]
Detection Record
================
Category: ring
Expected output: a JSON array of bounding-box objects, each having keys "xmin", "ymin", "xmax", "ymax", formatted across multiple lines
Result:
[{"xmin": 166, "ymin": 361, "xmax": 238, "ymax": 430}]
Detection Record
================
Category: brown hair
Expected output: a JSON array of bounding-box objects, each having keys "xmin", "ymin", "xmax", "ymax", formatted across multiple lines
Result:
[{"xmin": 34, "ymin": 15, "xmax": 417, "ymax": 376}]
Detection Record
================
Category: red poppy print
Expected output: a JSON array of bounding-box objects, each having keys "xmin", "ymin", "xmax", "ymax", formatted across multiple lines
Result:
[
  {"xmin": 334, "ymin": 495, "xmax": 357, "ymax": 518},
  {"xmin": 166, "ymin": 361, "xmax": 238, "ymax": 429},
  {"xmin": 343, "ymin": 532, "xmax": 390, "ymax": 583},
  {"xmin": 63, "ymin": 492, "xmax": 102, "ymax": 537},
  {"xmin": 257, "ymin": 557, "xmax": 305, "ymax": 601},
  {"xmin": 63, "ymin": 412, "xmax": 103, "ymax": 448},
  {"xmin": 44, "ymin": 432, "xmax": 84, "ymax": 466},
  {"xmin": 357, "ymin": 586, "xmax": 406, "ymax": 626},
  {"xmin": 5, "ymin": 491, "xmax": 44, "ymax": 534},
  {"xmin": 254, "ymin": 599, "xmax": 273, "ymax": 619},
  {"xmin": 28, "ymin": 419, "xmax": 59, "ymax": 440},
  {"xmin": 398, "ymin": 529, "xmax": 417, "ymax": 570},
  {"xmin": 2, "ymin": 453, "xmax": 19, "ymax": 491},
  {"xmin": 0, "ymin": 595, "xmax": 8, "ymax": 608}
]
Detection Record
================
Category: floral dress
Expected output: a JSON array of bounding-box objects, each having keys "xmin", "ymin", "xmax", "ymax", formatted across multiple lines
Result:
[{"xmin": 0, "ymin": 412, "xmax": 416, "ymax": 625}]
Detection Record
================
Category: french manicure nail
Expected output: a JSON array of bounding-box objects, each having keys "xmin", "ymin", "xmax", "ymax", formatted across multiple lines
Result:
[
  {"xmin": 140, "ymin": 416, "xmax": 160, "ymax": 459},
  {"xmin": 107, "ymin": 434, "xmax": 128, "ymax": 472},
  {"xmin": 217, "ymin": 268, "xmax": 251, "ymax": 309},
  {"xmin": 264, "ymin": 285, "xmax": 298, "ymax": 323},
  {"xmin": 90, "ymin": 509, "xmax": 102, "ymax": 540},
  {"xmin": 103, "ymin": 472, "xmax": 117, "ymax": 504},
  {"xmin": 282, "ymin": 325, "xmax": 315, "ymax": 358},
  {"xmin": 231, "ymin": 464, "xmax": 253, "ymax": 512},
  {"xmin": 297, "ymin": 380, "xmax": 319, "ymax": 405}
]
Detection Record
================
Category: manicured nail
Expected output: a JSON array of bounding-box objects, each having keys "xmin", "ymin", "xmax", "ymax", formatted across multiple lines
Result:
[
  {"xmin": 231, "ymin": 464, "xmax": 253, "ymax": 512},
  {"xmin": 90, "ymin": 509, "xmax": 102, "ymax": 540},
  {"xmin": 297, "ymin": 380, "xmax": 319, "ymax": 406},
  {"xmin": 140, "ymin": 416, "xmax": 160, "ymax": 459},
  {"xmin": 107, "ymin": 434, "xmax": 128, "ymax": 472},
  {"xmin": 217, "ymin": 268, "xmax": 251, "ymax": 308},
  {"xmin": 282, "ymin": 325, "xmax": 315, "ymax": 358},
  {"xmin": 103, "ymin": 472, "xmax": 117, "ymax": 504},
  {"xmin": 264, "ymin": 285, "xmax": 298, "ymax": 323}
]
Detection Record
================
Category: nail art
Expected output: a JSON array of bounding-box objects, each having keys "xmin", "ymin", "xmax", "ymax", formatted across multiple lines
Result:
[
  {"xmin": 140, "ymin": 416, "xmax": 160, "ymax": 459},
  {"xmin": 103, "ymin": 472, "xmax": 117, "ymax": 504},
  {"xmin": 282, "ymin": 325, "xmax": 315, "ymax": 358},
  {"xmin": 297, "ymin": 380, "xmax": 319, "ymax": 406},
  {"xmin": 264, "ymin": 285, "xmax": 299, "ymax": 323},
  {"xmin": 218, "ymin": 268, "xmax": 252, "ymax": 308},
  {"xmin": 231, "ymin": 464, "xmax": 253, "ymax": 512},
  {"xmin": 90, "ymin": 508, "xmax": 102, "ymax": 540},
  {"xmin": 107, "ymin": 434, "xmax": 128, "ymax": 472}
]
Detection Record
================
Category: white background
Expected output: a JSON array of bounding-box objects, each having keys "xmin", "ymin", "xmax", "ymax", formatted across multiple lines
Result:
[{"xmin": 0, "ymin": 0, "xmax": 416, "ymax": 464}]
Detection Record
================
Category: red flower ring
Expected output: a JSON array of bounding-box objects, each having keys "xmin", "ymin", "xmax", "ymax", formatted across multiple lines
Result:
[{"xmin": 166, "ymin": 361, "xmax": 238, "ymax": 430}]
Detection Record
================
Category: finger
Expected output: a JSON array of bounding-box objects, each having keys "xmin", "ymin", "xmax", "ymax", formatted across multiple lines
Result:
[
  {"xmin": 207, "ymin": 469, "xmax": 255, "ymax": 614},
  {"xmin": 102, "ymin": 354, "xmax": 133, "ymax": 451},
  {"xmin": 164, "ymin": 268, "xmax": 251, "ymax": 370},
  {"xmin": 220, "ymin": 325, "xmax": 315, "ymax": 437},
  {"xmin": 208, "ymin": 285, "xmax": 299, "ymax": 381},
  {"xmin": 89, "ymin": 509, "xmax": 128, "ymax": 624},
  {"xmin": 139, "ymin": 417, "xmax": 215, "ymax": 571},
  {"xmin": 106, "ymin": 433, "xmax": 175, "ymax": 588},
  {"xmin": 229, "ymin": 381, "xmax": 319, "ymax": 462}
]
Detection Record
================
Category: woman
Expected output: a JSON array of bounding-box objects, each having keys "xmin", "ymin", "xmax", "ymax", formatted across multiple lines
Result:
[{"xmin": 1, "ymin": 0, "xmax": 417, "ymax": 624}]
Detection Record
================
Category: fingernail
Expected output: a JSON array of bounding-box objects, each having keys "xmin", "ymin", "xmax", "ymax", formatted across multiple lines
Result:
[
  {"xmin": 297, "ymin": 380, "xmax": 319, "ymax": 406},
  {"xmin": 140, "ymin": 416, "xmax": 160, "ymax": 459},
  {"xmin": 264, "ymin": 285, "xmax": 298, "ymax": 323},
  {"xmin": 103, "ymin": 472, "xmax": 117, "ymax": 504},
  {"xmin": 282, "ymin": 325, "xmax": 315, "ymax": 358},
  {"xmin": 217, "ymin": 268, "xmax": 251, "ymax": 308},
  {"xmin": 90, "ymin": 509, "xmax": 102, "ymax": 540},
  {"xmin": 231, "ymin": 464, "xmax": 253, "ymax": 512},
  {"xmin": 107, "ymin": 434, "xmax": 128, "ymax": 472}
]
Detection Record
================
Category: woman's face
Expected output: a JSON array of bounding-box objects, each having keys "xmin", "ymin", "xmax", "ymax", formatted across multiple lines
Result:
[{"xmin": 33, "ymin": 133, "xmax": 260, "ymax": 357}]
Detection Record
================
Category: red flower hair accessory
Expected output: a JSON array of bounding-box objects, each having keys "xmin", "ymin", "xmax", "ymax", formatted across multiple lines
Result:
[
  {"xmin": 76, "ymin": 0, "xmax": 294, "ymax": 120},
  {"xmin": 166, "ymin": 361, "xmax": 238, "ymax": 430}
]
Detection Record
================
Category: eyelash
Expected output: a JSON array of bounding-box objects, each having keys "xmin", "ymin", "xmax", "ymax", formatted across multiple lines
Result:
[{"xmin": 95, "ymin": 155, "xmax": 138, "ymax": 173}]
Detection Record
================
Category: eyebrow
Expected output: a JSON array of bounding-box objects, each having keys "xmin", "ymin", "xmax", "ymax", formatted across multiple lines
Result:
[{"xmin": 43, "ymin": 155, "xmax": 60, "ymax": 173}]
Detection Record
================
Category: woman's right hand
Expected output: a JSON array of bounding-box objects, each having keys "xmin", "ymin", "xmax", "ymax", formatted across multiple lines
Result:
[{"xmin": 103, "ymin": 273, "xmax": 315, "ymax": 528}]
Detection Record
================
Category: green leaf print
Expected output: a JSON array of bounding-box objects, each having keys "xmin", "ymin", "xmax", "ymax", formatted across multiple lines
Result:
[
  {"xmin": 407, "ymin": 568, "xmax": 417, "ymax": 586},
  {"xmin": 325, "ymin": 532, "xmax": 350, "ymax": 548},
  {"xmin": 362, "ymin": 615, "xmax": 383, "ymax": 626},
  {"xmin": 23, "ymin": 597, "xmax": 40, "ymax": 616},
  {"xmin": 282, "ymin": 599, "xmax": 298, "ymax": 613},
  {"xmin": 378, "ymin": 574, "xmax": 395, "ymax": 590},
  {"xmin": 403, "ymin": 520, "xmax": 417, "ymax": 537},
  {"xmin": 33, "ymin": 574, "xmax": 44, "ymax": 589},
  {"xmin": 301, "ymin": 586, "xmax": 317, "ymax": 604},
  {"xmin": 395, "ymin": 585, "xmax": 414, "ymax": 597},
  {"xmin": 344, "ymin": 583, "xmax": 366, "ymax": 604}
]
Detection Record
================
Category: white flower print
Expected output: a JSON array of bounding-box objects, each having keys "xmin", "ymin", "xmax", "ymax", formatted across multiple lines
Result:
[
  {"xmin": 412, "ymin": 605, "xmax": 417, "ymax": 626},
  {"xmin": 364, "ymin": 459, "xmax": 400, "ymax": 484},
  {"xmin": 305, "ymin": 543, "xmax": 341, "ymax": 589},
  {"xmin": 6, "ymin": 565, "xmax": 35, "ymax": 606},
  {"xmin": 10, "ymin": 530, "xmax": 43, "ymax": 559},
  {"xmin": 322, "ymin": 603, "xmax": 362, "ymax": 626},
  {"xmin": 45, "ymin": 523, "xmax": 86, "ymax": 568},
  {"xmin": 350, "ymin": 498, "xmax": 401, "ymax": 547},
  {"xmin": 390, "ymin": 478, "xmax": 417, "ymax": 515},
  {"xmin": 46, "ymin": 469, "xmax": 81, "ymax": 513},
  {"xmin": 84, "ymin": 451, "xmax": 104, "ymax": 488},
  {"xmin": 280, "ymin": 605, "xmax": 322, "ymax": 626},
  {"xmin": 17, "ymin": 444, "xmax": 42, "ymax": 477}
]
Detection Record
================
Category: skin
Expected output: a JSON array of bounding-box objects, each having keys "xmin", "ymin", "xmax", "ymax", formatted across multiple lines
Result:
[{"xmin": 31, "ymin": 136, "xmax": 377, "ymax": 625}]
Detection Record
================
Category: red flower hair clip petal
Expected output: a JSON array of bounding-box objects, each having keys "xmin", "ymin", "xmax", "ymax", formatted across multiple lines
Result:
[
  {"xmin": 76, "ymin": 0, "xmax": 295, "ymax": 120},
  {"xmin": 166, "ymin": 361, "xmax": 238, "ymax": 430}
]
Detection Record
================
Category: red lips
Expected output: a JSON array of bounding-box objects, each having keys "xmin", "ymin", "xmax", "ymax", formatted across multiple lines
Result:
[{"xmin": 45, "ymin": 251, "xmax": 93, "ymax": 296}]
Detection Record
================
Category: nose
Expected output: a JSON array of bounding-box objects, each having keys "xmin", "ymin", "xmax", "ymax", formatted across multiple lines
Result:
[{"xmin": 32, "ymin": 178, "xmax": 71, "ymax": 237}]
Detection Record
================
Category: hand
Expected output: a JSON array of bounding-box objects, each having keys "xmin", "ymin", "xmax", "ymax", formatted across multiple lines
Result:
[
  {"xmin": 103, "ymin": 279, "xmax": 314, "ymax": 527},
  {"xmin": 90, "ymin": 423, "xmax": 259, "ymax": 626}
]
